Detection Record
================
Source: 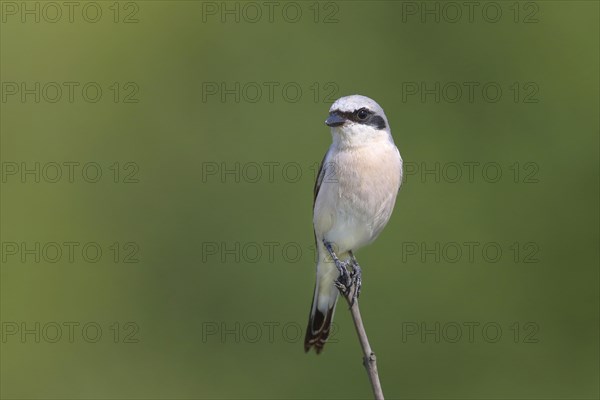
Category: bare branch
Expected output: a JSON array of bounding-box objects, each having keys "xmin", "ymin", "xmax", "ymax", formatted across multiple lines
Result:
[{"xmin": 338, "ymin": 287, "xmax": 384, "ymax": 400}]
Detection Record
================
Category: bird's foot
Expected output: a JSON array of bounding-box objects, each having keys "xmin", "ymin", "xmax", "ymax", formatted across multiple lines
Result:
[
  {"xmin": 348, "ymin": 258, "xmax": 362, "ymax": 307},
  {"xmin": 324, "ymin": 241, "xmax": 352, "ymax": 297},
  {"xmin": 333, "ymin": 267, "xmax": 352, "ymax": 297}
]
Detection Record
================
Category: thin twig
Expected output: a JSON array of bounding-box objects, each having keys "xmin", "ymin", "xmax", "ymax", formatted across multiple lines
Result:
[{"xmin": 339, "ymin": 287, "xmax": 384, "ymax": 400}]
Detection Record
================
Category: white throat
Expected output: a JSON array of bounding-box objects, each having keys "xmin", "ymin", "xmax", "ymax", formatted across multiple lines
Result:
[{"xmin": 330, "ymin": 124, "xmax": 393, "ymax": 150}]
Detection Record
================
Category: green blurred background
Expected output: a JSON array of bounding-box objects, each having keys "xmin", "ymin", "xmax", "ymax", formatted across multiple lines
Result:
[{"xmin": 1, "ymin": 1, "xmax": 598, "ymax": 399}]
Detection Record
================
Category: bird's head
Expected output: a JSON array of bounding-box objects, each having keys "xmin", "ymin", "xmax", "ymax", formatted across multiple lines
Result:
[{"xmin": 325, "ymin": 95, "xmax": 393, "ymax": 148}]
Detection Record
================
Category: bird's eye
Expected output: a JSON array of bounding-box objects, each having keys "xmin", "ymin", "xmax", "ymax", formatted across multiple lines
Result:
[{"xmin": 357, "ymin": 108, "xmax": 369, "ymax": 120}]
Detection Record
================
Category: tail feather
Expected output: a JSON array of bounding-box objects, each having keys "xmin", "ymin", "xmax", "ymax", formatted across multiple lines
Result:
[
  {"xmin": 305, "ymin": 250, "xmax": 342, "ymax": 354},
  {"xmin": 304, "ymin": 295, "xmax": 336, "ymax": 353}
]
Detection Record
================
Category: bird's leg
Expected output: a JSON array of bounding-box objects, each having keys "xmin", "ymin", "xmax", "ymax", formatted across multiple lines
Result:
[
  {"xmin": 323, "ymin": 241, "xmax": 351, "ymax": 296},
  {"xmin": 348, "ymin": 251, "xmax": 362, "ymax": 306}
]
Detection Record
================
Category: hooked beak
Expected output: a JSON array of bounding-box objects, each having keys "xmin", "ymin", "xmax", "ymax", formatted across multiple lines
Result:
[{"xmin": 325, "ymin": 113, "xmax": 346, "ymax": 127}]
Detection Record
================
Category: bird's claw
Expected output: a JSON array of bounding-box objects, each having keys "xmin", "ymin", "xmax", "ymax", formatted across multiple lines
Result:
[
  {"xmin": 323, "ymin": 241, "xmax": 363, "ymax": 305},
  {"xmin": 348, "ymin": 253, "xmax": 362, "ymax": 307},
  {"xmin": 324, "ymin": 241, "xmax": 353, "ymax": 297},
  {"xmin": 333, "ymin": 262, "xmax": 352, "ymax": 297}
]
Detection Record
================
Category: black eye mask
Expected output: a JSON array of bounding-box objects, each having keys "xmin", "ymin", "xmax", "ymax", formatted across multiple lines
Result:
[{"xmin": 329, "ymin": 108, "xmax": 387, "ymax": 130}]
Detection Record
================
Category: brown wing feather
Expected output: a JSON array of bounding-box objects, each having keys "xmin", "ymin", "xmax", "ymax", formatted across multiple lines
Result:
[
  {"xmin": 313, "ymin": 151, "xmax": 329, "ymax": 247},
  {"xmin": 313, "ymin": 151, "xmax": 328, "ymax": 208}
]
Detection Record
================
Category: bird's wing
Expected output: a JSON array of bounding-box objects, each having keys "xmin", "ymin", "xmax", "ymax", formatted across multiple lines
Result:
[
  {"xmin": 397, "ymin": 147, "xmax": 404, "ymax": 192},
  {"xmin": 313, "ymin": 149, "xmax": 331, "ymax": 248},
  {"xmin": 313, "ymin": 149, "xmax": 330, "ymax": 209}
]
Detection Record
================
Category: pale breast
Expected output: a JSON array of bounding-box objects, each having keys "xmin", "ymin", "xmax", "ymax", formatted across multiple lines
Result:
[{"xmin": 313, "ymin": 141, "xmax": 402, "ymax": 253}]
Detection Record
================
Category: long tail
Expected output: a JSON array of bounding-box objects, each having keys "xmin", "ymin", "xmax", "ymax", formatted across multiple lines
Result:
[{"xmin": 304, "ymin": 260, "xmax": 339, "ymax": 354}]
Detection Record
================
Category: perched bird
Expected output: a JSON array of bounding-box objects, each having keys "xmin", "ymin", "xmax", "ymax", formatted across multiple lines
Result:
[{"xmin": 304, "ymin": 95, "xmax": 403, "ymax": 354}]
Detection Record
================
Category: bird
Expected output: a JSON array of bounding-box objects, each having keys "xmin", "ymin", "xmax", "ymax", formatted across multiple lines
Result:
[{"xmin": 304, "ymin": 95, "xmax": 403, "ymax": 354}]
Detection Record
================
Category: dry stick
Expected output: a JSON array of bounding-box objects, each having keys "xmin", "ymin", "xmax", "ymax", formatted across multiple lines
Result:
[{"xmin": 339, "ymin": 287, "xmax": 385, "ymax": 400}]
